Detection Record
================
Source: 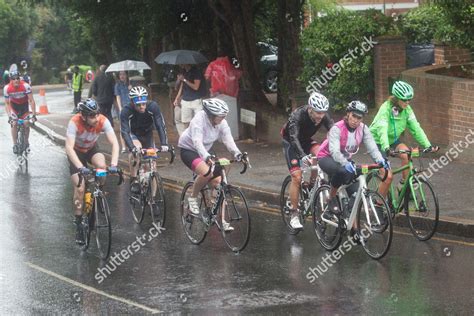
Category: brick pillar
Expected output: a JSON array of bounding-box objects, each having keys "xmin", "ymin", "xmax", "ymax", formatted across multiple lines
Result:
[
  {"xmin": 434, "ymin": 44, "xmax": 472, "ymax": 65},
  {"xmin": 374, "ymin": 36, "xmax": 406, "ymax": 106}
]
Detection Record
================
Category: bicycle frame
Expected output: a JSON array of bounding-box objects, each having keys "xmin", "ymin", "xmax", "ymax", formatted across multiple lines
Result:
[{"xmin": 383, "ymin": 149, "xmax": 427, "ymax": 214}]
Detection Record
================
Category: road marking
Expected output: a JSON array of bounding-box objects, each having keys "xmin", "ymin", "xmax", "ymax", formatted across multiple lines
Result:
[
  {"xmin": 25, "ymin": 262, "xmax": 162, "ymax": 314},
  {"xmin": 391, "ymin": 230, "xmax": 474, "ymax": 246}
]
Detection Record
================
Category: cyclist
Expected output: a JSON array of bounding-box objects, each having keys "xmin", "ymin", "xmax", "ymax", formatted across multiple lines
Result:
[
  {"xmin": 3, "ymin": 70, "xmax": 37, "ymax": 154},
  {"xmin": 370, "ymin": 80, "xmax": 439, "ymax": 189},
  {"xmin": 178, "ymin": 98, "xmax": 248, "ymax": 232},
  {"xmin": 281, "ymin": 92, "xmax": 334, "ymax": 230},
  {"xmin": 65, "ymin": 98, "xmax": 120, "ymax": 245},
  {"xmin": 317, "ymin": 101, "xmax": 391, "ymax": 226},
  {"xmin": 120, "ymin": 86, "xmax": 169, "ymax": 193}
]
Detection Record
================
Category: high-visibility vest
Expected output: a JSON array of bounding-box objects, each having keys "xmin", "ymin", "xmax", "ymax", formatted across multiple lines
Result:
[{"xmin": 72, "ymin": 73, "xmax": 83, "ymax": 92}]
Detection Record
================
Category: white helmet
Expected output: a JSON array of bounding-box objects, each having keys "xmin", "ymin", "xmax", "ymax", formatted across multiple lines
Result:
[
  {"xmin": 308, "ymin": 92, "xmax": 329, "ymax": 112},
  {"xmin": 203, "ymin": 98, "xmax": 229, "ymax": 117},
  {"xmin": 129, "ymin": 86, "xmax": 148, "ymax": 104}
]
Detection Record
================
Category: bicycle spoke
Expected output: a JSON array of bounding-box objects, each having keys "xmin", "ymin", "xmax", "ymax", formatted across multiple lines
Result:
[
  {"xmin": 406, "ymin": 177, "xmax": 439, "ymax": 241},
  {"xmin": 221, "ymin": 186, "xmax": 250, "ymax": 252},
  {"xmin": 180, "ymin": 182, "xmax": 207, "ymax": 245}
]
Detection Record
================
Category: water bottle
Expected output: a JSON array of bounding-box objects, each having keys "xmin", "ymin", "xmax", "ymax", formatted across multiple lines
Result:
[{"xmin": 84, "ymin": 192, "xmax": 92, "ymax": 214}]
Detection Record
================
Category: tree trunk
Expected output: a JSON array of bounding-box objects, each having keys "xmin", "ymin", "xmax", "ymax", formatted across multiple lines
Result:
[
  {"xmin": 276, "ymin": 0, "xmax": 304, "ymax": 110},
  {"xmin": 209, "ymin": 0, "xmax": 269, "ymax": 104}
]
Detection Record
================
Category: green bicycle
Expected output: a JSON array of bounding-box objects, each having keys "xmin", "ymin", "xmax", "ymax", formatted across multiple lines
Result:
[{"xmin": 367, "ymin": 148, "xmax": 439, "ymax": 241}]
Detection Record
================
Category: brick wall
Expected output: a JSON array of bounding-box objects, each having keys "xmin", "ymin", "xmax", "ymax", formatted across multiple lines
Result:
[
  {"xmin": 434, "ymin": 44, "xmax": 472, "ymax": 65},
  {"xmin": 374, "ymin": 36, "xmax": 406, "ymax": 106},
  {"xmin": 401, "ymin": 64, "xmax": 474, "ymax": 161}
]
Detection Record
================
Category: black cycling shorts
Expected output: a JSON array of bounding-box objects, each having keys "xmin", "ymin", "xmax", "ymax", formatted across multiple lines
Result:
[
  {"xmin": 11, "ymin": 103, "xmax": 30, "ymax": 119},
  {"xmin": 179, "ymin": 148, "xmax": 222, "ymax": 179},
  {"xmin": 68, "ymin": 145, "xmax": 101, "ymax": 175},
  {"xmin": 282, "ymin": 139, "xmax": 319, "ymax": 173},
  {"xmin": 131, "ymin": 130, "xmax": 155, "ymax": 149}
]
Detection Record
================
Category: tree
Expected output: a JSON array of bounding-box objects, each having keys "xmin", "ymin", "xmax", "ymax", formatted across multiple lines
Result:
[
  {"xmin": 276, "ymin": 0, "xmax": 304, "ymax": 110},
  {"xmin": 208, "ymin": 0, "xmax": 269, "ymax": 103}
]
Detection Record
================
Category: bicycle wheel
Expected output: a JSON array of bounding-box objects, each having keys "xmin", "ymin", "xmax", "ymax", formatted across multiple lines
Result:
[
  {"xmin": 357, "ymin": 190, "xmax": 392, "ymax": 260},
  {"xmin": 94, "ymin": 193, "xmax": 112, "ymax": 260},
  {"xmin": 81, "ymin": 213, "xmax": 92, "ymax": 251},
  {"xmin": 405, "ymin": 176, "xmax": 439, "ymax": 241},
  {"xmin": 17, "ymin": 128, "xmax": 28, "ymax": 172},
  {"xmin": 220, "ymin": 185, "xmax": 251, "ymax": 252},
  {"xmin": 279, "ymin": 175, "xmax": 302, "ymax": 235},
  {"xmin": 129, "ymin": 182, "xmax": 145, "ymax": 224},
  {"xmin": 148, "ymin": 173, "xmax": 166, "ymax": 227},
  {"xmin": 366, "ymin": 171, "xmax": 394, "ymax": 218},
  {"xmin": 180, "ymin": 181, "xmax": 207, "ymax": 245},
  {"xmin": 312, "ymin": 184, "xmax": 343, "ymax": 251}
]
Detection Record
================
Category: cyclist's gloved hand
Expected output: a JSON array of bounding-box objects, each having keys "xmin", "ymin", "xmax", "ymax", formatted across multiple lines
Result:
[
  {"xmin": 344, "ymin": 161, "xmax": 356, "ymax": 174},
  {"xmin": 78, "ymin": 166, "xmax": 91, "ymax": 175},
  {"xmin": 424, "ymin": 145, "xmax": 439, "ymax": 153},
  {"xmin": 301, "ymin": 154, "xmax": 313, "ymax": 167},
  {"xmin": 31, "ymin": 115, "xmax": 37, "ymax": 122},
  {"xmin": 377, "ymin": 158, "xmax": 391, "ymax": 170},
  {"xmin": 131, "ymin": 146, "xmax": 141, "ymax": 155},
  {"xmin": 108, "ymin": 165, "xmax": 119, "ymax": 174},
  {"xmin": 160, "ymin": 145, "xmax": 169, "ymax": 152},
  {"xmin": 384, "ymin": 147, "xmax": 395, "ymax": 157},
  {"xmin": 205, "ymin": 154, "xmax": 216, "ymax": 164}
]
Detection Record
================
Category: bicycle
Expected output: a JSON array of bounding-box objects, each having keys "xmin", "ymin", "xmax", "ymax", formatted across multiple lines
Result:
[
  {"xmin": 279, "ymin": 158, "xmax": 327, "ymax": 234},
  {"xmin": 180, "ymin": 155, "xmax": 251, "ymax": 253},
  {"xmin": 10, "ymin": 114, "xmax": 35, "ymax": 172},
  {"xmin": 366, "ymin": 148, "xmax": 439, "ymax": 241},
  {"xmin": 313, "ymin": 163, "xmax": 393, "ymax": 260},
  {"xmin": 129, "ymin": 147, "xmax": 175, "ymax": 227},
  {"xmin": 78, "ymin": 167, "xmax": 124, "ymax": 260}
]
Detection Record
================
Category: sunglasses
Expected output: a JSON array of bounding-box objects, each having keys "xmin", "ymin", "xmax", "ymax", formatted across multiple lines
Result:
[
  {"xmin": 12, "ymin": 77, "xmax": 21, "ymax": 81},
  {"xmin": 132, "ymin": 96, "xmax": 147, "ymax": 104}
]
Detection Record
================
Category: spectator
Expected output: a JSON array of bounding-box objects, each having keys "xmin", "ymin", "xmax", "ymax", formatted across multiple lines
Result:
[
  {"xmin": 72, "ymin": 65, "xmax": 83, "ymax": 113},
  {"xmin": 91, "ymin": 65, "xmax": 115, "ymax": 126},
  {"xmin": 64, "ymin": 68, "xmax": 73, "ymax": 93},
  {"xmin": 114, "ymin": 71, "xmax": 131, "ymax": 153},
  {"xmin": 173, "ymin": 64, "xmax": 207, "ymax": 129}
]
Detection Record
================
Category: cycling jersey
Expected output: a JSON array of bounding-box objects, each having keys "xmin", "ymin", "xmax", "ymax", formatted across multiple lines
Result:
[
  {"xmin": 3, "ymin": 81, "xmax": 32, "ymax": 105},
  {"xmin": 66, "ymin": 114, "xmax": 113, "ymax": 153},
  {"xmin": 178, "ymin": 110, "xmax": 240, "ymax": 160},
  {"xmin": 120, "ymin": 101, "xmax": 168, "ymax": 150},
  {"xmin": 369, "ymin": 100, "xmax": 431, "ymax": 151},
  {"xmin": 318, "ymin": 119, "xmax": 383, "ymax": 165},
  {"xmin": 281, "ymin": 105, "xmax": 333, "ymax": 159}
]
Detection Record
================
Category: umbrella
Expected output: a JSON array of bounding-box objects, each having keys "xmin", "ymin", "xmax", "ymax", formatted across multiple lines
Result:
[
  {"xmin": 105, "ymin": 60, "xmax": 151, "ymax": 73},
  {"xmin": 154, "ymin": 50, "xmax": 208, "ymax": 65}
]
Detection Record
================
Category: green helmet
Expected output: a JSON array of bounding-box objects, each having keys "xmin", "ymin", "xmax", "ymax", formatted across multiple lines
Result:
[{"xmin": 391, "ymin": 81, "xmax": 414, "ymax": 100}]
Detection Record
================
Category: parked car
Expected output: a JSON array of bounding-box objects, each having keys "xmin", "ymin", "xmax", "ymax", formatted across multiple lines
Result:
[{"xmin": 257, "ymin": 42, "xmax": 278, "ymax": 93}]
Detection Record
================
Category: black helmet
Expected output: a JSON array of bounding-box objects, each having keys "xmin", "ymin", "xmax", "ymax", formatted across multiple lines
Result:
[
  {"xmin": 78, "ymin": 98, "xmax": 99, "ymax": 115},
  {"xmin": 9, "ymin": 70, "xmax": 20, "ymax": 79}
]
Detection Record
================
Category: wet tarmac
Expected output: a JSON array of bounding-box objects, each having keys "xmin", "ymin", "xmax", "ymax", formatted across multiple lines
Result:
[{"xmin": 0, "ymin": 115, "xmax": 473, "ymax": 314}]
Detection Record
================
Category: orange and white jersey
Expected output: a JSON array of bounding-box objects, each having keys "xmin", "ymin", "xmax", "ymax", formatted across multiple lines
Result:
[{"xmin": 66, "ymin": 114, "xmax": 113, "ymax": 153}]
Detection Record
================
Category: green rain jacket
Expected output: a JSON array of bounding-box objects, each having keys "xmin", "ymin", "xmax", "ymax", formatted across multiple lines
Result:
[{"xmin": 369, "ymin": 100, "xmax": 431, "ymax": 151}]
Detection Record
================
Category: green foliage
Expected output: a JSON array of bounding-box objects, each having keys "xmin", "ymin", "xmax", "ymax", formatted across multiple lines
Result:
[
  {"xmin": 396, "ymin": 5, "xmax": 445, "ymax": 44},
  {"xmin": 397, "ymin": 2, "xmax": 474, "ymax": 49},
  {"xmin": 254, "ymin": 0, "xmax": 278, "ymax": 44},
  {"xmin": 301, "ymin": 9, "xmax": 392, "ymax": 109}
]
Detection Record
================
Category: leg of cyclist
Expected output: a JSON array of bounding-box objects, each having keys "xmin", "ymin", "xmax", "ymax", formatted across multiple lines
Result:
[
  {"xmin": 283, "ymin": 140, "xmax": 304, "ymax": 229},
  {"xmin": 309, "ymin": 143, "xmax": 320, "ymax": 185},
  {"xmin": 395, "ymin": 143, "xmax": 410, "ymax": 182},
  {"xmin": 129, "ymin": 138, "xmax": 143, "ymax": 194},
  {"xmin": 68, "ymin": 150, "xmax": 89, "ymax": 245}
]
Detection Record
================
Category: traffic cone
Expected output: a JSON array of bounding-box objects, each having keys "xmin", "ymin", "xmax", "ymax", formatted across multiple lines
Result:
[{"xmin": 38, "ymin": 88, "xmax": 49, "ymax": 114}]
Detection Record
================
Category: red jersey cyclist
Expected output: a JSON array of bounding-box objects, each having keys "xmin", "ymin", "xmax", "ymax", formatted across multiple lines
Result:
[
  {"xmin": 3, "ymin": 70, "xmax": 37, "ymax": 153},
  {"xmin": 65, "ymin": 99, "xmax": 120, "ymax": 245}
]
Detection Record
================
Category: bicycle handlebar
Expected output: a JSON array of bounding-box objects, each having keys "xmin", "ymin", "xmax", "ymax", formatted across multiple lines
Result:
[
  {"xmin": 203, "ymin": 155, "xmax": 250, "ymax": 177},
  {"xmin": 355, "ymin": 162, "xmax": 388, "ymax": 181},
  {"xmin": 76, "ymin": 167, "xmax": 124, "ymax": 188},
  {"xmin": 132, "ymin": 146, "xmax": 175, "ymax": 166}
]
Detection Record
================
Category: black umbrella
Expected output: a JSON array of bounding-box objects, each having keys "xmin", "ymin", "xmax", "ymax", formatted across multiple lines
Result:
[{"xmin": 154, "ymin": 50, "xmax": 208, "ymax": 65}]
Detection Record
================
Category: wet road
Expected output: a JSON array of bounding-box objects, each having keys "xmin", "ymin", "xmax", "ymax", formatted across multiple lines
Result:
[{"xmin": 0, "ymin": 108, "xmax": 473, "ymax": 314}]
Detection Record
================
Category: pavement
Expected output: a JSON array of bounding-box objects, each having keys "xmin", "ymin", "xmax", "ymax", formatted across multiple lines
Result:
[{"xmin": 27, "ymin": 86, "xmax": 474, "ymax": 238}]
